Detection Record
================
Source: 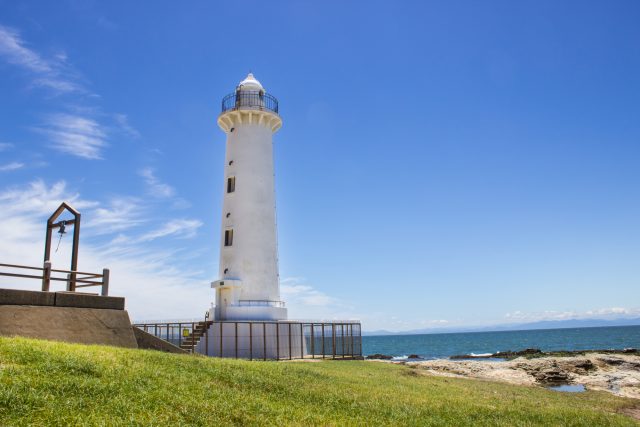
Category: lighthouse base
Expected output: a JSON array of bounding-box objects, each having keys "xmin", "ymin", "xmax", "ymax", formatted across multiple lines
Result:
[
  {"xmin": 134, "ymin": 319, "xmax": 362, "ymax": 360},
  {"xmin": 196, "ymin": 321, "xmax": 306, "ymax": 359}
]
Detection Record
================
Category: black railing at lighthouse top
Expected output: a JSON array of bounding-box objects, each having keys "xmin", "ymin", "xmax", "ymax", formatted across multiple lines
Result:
[{"xmin": 221, "ymin": 91, "xmax": 279, "ymax": 115}]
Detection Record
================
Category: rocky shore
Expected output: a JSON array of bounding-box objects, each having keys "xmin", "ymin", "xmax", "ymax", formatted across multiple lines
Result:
[{"xmin": 367, "ymin": 350, "xmax": 640, "ymax": 399}]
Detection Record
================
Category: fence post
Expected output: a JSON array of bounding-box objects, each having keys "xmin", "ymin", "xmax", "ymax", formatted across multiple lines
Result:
[
  {"xmin": 205, "ymin": 322, "xmax": 209, "ymax": 356},
  {"xmin": 41, "ymin": 261, "xmax": 51, "ymax": 292},
  {"xmin": 219, "ymin": 322, "xmax": 223, "ymax": 357},
  {"xmin": 300, "ymin": 323, "xmax": 304, "ymax": 359},
  {"xmin": 288, "ymin": 323, "xmax": 292, "ymax": 360},
  {"xmin": 249, "ymin": 323, "xmax": 253, "ymax": 361},
  {"xmin": 321, "ymin": 323, "xmax": 325, "ymax": 359},
  {"xmin": 332, "ymin": 324, "xmax": 336, "ymax": 359},
  {"xmin": 101, "ymin": 268, "xmax": 110, "ymax": 296},
  {"xmin": 276, "ymin": 323, "xmax": 280, "ymax": 360},
  {"xmin": 311, "ymin": 324, "xmax": 315, "ymax": 359}
]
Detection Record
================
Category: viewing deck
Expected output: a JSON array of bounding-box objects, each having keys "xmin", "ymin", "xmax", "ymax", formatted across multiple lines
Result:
[{"xmin": 221, "ymin": 91, "xmax": 279, "ymax": 115}]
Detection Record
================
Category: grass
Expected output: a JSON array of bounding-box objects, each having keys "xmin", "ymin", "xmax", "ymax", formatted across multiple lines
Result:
[{"xmin": 0, "ymin": 337, "xmax": 638, "ymax": 426}]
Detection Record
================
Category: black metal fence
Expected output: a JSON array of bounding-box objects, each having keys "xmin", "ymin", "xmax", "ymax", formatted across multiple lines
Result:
[
  {"xmin": 133, "ymin": 320, "xmax": 362, "ymax": 360},
  {"xmin": 221, "ymin": 91, "xmax": 279, "ymax": 115}
]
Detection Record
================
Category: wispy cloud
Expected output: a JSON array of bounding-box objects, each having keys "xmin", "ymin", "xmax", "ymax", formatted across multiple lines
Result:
[
  {"xmin": 85, "ymin": 197, "xmax": 145, "ymax": 234},
  {"xmin": 139, "ymin": 168, "xmax": 175, "ymax": 198},
  {"xmin": 0, "ymin": 25, "xmax": 83, "ymax": 94},
  {"xmin": 139, "ymin": 219, "xmax": 202, "ymax": 242},
  {"xmin": 1, "ymin": 25, "xmax": 128, "ymax": 161},
  {"xmin": 281, "ymin": 280, "xmax": 335, "ymax": 307},
  {"xmin": 113, "ymin": 113, "xmax": 140, "ymax": 139},
  {"xmin": 0, "ymin": 162, "xmax": 24, "ymax": 172},
  {"xmin": 0, "ymin": 143, "xmax": 13, "ymax": 152},
  {"xmin": 278, "ymin": 277, "xmax": 357, "ymax": 321},
  {"xmin": 39, "ymin": 113, "xmax": 107, "ymax": 159},
  {"xmin": 0, "ymin": 180, "xmax": 210, "ymax": 320},
  {"xmin": 0, "ymin": 180, "xmax": 96, "ymax": 217}
]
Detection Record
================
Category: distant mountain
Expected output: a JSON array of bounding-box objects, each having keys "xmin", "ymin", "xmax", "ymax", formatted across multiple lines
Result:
[{"xmin": 362, "ymin": 317, "xmax": 640, "ymax": 336}]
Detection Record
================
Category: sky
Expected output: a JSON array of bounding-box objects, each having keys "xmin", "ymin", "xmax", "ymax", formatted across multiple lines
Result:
[{"xmin": 0, "ymin": 1, "xmax": 639, "ymax": 332}]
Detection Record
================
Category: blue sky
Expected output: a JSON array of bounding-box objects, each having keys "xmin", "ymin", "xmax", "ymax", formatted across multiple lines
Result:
[{"xmin": 0, "ymin": 1, "xmax": 639, "ymax": 331}]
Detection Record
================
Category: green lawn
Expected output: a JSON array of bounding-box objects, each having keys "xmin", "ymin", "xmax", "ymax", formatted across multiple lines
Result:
[{"xmin": 0, "ymin": 337, "xmax": 637, "ymax": 426}]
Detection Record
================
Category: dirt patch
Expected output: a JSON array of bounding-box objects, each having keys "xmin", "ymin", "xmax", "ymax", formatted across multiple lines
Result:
[{"xmin": 620, "ymin": 406, "xmax": 640, "ymax": 421}]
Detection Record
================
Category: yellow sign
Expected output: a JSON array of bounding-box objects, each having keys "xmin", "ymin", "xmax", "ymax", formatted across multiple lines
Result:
[{"xmin": 182, "ymin": 328, "xmax": 189, "ymax": 337}]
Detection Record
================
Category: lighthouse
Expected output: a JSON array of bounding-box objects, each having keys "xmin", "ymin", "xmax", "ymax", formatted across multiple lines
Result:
[
  {"xmin": 191, "ymin": 73, "xmax": 360, "ymax": 359},
  {"xmin": 211, "ymin": 73, "xmax": 287, "ymax": 321}
]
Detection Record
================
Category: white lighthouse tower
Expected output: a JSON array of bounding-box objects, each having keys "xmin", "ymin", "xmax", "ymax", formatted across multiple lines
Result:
[{"xmin": 211, "ymin": 73, "xmax": 287, "ymax": 321}]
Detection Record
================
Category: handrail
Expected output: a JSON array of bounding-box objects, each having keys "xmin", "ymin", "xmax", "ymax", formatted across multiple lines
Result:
[
  {"xmin": 0, "ymin": 261, "xmax": 110, "ymax": 296},
  {"xmin": 221, "ymin": 91, "xmax": 279, "ymax": 115},
  {"xmin": 0, "ymin": 263, "xmax": 44, "ymax": 271}
]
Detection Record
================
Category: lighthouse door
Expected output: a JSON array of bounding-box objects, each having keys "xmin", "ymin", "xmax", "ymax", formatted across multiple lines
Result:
[{"xmin": 219, "ymin": 287, "xmax": 232, "ymax": 318}]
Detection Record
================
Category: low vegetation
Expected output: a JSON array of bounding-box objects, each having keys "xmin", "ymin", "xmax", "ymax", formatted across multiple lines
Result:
[{"xmin": 0, "ymin": 337, "xmax": 638, "ymax": 426}]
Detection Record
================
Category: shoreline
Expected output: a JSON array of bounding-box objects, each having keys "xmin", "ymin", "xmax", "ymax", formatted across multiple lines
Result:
[
  {"xmin": 367, "ymin": 349, "xmax": 640, "ymax": 399},
  {"xmin": 365, "ymin": 347, "xmax": 639, "ymax": 361}
]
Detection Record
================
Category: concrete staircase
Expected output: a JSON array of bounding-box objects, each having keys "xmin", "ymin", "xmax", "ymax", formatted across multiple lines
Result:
[{"xmin": 180, "ymin": 321, "xmax": 211, "ymax": 353}]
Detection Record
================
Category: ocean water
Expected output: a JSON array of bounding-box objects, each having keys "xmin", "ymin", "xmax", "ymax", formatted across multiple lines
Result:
[{"xmin": 362, "ymin": 325, "xmax": 640, "ymax": 359}]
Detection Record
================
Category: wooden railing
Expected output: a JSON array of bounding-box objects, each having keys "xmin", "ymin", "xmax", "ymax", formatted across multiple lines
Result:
[{"xmin": 0, "ymin": 262, "xmax": 110, "ymax": 296}]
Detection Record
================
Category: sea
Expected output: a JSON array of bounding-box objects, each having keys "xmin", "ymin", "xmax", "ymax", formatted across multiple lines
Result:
[{"xmin": 361, "ymin": 325, "xmax": 640, "ymax": 360}]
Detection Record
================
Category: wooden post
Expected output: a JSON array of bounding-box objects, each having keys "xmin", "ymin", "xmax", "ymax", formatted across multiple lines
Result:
[
  {"xmin": 41, "ymin": 261, "xmax": 51, "ymax": 292},
  {"xmin": 263, "ymin": 323, "xmax": 267, "ymax": 361},
  {"xmin": 235, "ymin": 322, "xmax": 238, "ymax": 359},
  {"xmin": 101, "ymin": 268, "xmax": 110, "ymax": 296},
  {"xmin": 69, "ymin": 214, "xmax": 81, "ymax": 291}
]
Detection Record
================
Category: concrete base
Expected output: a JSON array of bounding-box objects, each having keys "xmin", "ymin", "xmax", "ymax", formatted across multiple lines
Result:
[
  {"xmin": 0, "ymin": 305, "xmax": 138, "ymax": 348},
  {"xmin": 196, "ymin": 321, "xmax": 306, "ymax": 359},
  {"xmin": 0, "ymin": 288, "xmax": 125, "ymax": 310}
]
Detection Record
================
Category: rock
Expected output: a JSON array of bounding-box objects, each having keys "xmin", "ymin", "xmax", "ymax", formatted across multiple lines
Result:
[
  {"xmin": 366, "ymin": 353, "xmax": 393, "ymax": 360},
  {"xmin": 572, "ymin": 359, "xmax": 596, "ymax": 371},
  {"xmin": 599, "ymin": 357, "xmax": 624, "ymax": 366},
  {"xmin": 408, "ymin": 354, "xmax": 421, "ymax": 359},
  {"xmin": 533, "ymin": 369, "xmax": 571, "ymax": 384}
]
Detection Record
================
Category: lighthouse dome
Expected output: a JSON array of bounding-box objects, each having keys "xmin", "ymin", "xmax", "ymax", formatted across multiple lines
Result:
[{"xmin": 238, "ymin": 73, "xmax": 264, "ymax": 91}]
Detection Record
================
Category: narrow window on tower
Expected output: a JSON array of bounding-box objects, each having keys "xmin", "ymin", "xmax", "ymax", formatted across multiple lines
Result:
[
  {"xmin": 224, "ymin": 229, "xmax": 234, "ymax": 246},
  {"xmin": 227, "ymin": 176, "xmax": 235, "ymax": 193}
]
